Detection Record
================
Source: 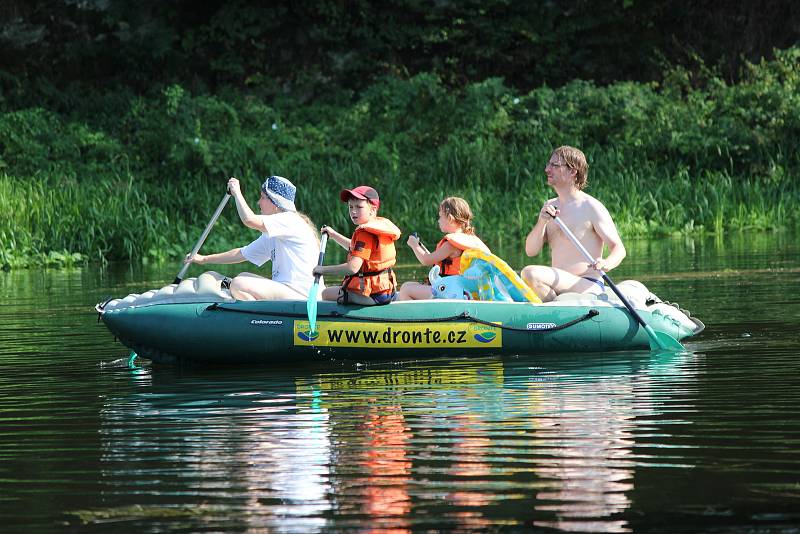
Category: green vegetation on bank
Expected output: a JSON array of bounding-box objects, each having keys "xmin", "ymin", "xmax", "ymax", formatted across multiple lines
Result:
[{"xmin": 1, "ymin": 48, "xmax": 799, "ymax": 269}]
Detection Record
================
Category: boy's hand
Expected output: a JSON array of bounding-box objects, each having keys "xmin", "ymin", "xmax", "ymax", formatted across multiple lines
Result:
[{"xmin": 407, "ymin": 234, "xmax": 420, "ymax": 247}]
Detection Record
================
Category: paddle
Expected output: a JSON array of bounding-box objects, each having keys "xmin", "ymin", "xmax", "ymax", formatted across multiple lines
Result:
[
  {"xmin": 306, "ymin": 232, "xmax": 329, "ymax": 336},
  {"xmin": 174, "ymin": 192, "xmax": 231, "ymax": 284},
  {"xmin": 551, "ymin": 215, "xmax": 685, "ymax": 351},
  {"xmin": 411, "ymin": 232, "xmax": 430, "ymax": 254}
]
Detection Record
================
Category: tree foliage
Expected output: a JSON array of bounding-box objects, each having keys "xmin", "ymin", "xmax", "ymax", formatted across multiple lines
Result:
[{"xmin": 2, "ymin": 0, "xmax": 799, "ymax": 99}]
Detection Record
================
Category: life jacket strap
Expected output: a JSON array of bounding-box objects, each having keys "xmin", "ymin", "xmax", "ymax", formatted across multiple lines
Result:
[{"xmin": 340, "ymin": 267, "xmax": 397, "ymax": 296}]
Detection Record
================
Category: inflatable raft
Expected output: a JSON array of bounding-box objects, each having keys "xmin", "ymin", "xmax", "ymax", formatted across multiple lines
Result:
[{"xmin": 95, "ymin": 272, "xmax": 704, "ymax": 365}]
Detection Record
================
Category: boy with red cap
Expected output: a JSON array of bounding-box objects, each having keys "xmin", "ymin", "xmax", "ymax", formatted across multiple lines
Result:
[{"xmin": 313, "ymin": 185, "xmax": 402, "ymax": 305}]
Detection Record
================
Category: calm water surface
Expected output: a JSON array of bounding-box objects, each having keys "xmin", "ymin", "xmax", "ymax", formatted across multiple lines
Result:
[{"xmin": 1, "ymin": 233, "xmax": 799, "ymax": 532}]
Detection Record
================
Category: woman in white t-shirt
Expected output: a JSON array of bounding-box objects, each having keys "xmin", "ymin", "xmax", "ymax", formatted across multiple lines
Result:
[{"xmin": 186, "ymin": 175, "xmax": 322, "ymax": 300}]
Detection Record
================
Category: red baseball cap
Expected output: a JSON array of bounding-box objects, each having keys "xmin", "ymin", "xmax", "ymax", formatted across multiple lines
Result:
[{"xmin": 340, "ymin": 185, "xmax": 380, "ymax": 208}]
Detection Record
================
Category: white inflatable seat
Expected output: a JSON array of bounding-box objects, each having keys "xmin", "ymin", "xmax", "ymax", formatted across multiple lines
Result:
[
  {"xmin": 102, "ymin": 271, "xmax": 234, "ymax": 311},
  {"xmin": 174, "ymin": 278, "xmax": 196, "ymax": 294},
  {"xmin": 551, "ymin": 280, "xmax": 658, "ymax": 310}
]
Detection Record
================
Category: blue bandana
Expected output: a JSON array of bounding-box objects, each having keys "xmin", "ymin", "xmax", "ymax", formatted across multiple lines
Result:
[{"xmin": 262, "ymin": 176, "xmax": 297, "ymax": 211}]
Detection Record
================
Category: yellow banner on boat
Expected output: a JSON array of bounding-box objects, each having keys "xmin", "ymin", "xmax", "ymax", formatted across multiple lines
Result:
[{"xmin": 294, "ymin": 320, "xmax": 502, "ymax": 348}]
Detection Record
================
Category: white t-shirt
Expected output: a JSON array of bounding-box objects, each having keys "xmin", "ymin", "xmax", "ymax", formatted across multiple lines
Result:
[{"xmin": 240, "ymin": 211, "xmax": 323, "ymax": 297}]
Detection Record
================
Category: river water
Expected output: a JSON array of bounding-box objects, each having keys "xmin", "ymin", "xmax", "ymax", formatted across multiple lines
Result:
[{"xmin": 1, "ymin": 233, "xmax": 799, "ymax": 532}]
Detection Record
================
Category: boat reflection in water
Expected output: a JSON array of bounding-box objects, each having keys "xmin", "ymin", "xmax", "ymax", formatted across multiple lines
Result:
[
  {"xmin": 524, "ymin": 365, "xmax": 638, "ymax": 532},
  {"xmin": 96, "ymin": 351, "xmax": 698, "ymax": 531}
]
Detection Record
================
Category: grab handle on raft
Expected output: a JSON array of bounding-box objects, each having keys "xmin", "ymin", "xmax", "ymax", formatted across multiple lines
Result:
[{"xmin": 551, "ymin": 215, "xmax": 684, "ymax": 351}]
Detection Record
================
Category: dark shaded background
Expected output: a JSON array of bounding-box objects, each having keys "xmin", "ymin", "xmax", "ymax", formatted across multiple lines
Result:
[{"xmin": 2, "ymin": 0, "xmax": 799, "ymax": 99}]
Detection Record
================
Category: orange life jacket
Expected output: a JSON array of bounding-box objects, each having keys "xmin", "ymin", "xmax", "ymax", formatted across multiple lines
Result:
[
  {"xmin": 436, "ymin": 232, "xmax": 490, "ymax": 276},
  {"xmin": 342, "ymin": 217, "xmax": 402, "ymax": 297}
]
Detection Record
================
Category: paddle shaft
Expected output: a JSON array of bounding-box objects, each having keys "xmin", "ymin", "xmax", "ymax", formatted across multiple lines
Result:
[
  {"xmin": 174, "ymin": 192, "xmax": 231, "ymax": 284},
  {"xmin": 551, "ymin": 215, "xmax": 666, "ymax": 345},
  {"xmin": 314, "ymin": 233, "xmax": 329, "ymax": 284},
  {"xmin": 411, "ymin": 232, "xmax": 430, "ymax": 254}
]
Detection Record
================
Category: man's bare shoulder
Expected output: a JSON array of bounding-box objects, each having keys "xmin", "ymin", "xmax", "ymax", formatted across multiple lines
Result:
[
  {"xmin": 578, "ymin": 192, "xmax": 611, "ymax": 216},
  {"xmin": 576, "ymin": 190, "xmax": 599, "ymax": 204}
]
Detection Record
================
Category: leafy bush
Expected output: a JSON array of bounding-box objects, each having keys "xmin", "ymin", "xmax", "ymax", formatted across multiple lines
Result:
[{"xmin": 2, "ymin": 48, "xmax": 799, "ymax": 267}]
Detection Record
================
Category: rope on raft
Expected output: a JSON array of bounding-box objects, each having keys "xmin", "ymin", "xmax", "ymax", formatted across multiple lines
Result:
[{"xmin": 206, "ymin": 303, "xmax": 599, "ymax": 333}]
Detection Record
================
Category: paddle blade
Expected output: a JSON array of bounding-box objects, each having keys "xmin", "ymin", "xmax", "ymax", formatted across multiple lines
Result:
[
  {"xmin": 643, "ymin": 324, "xmax": 685, "ymax": 351},
  {"xmin": 306, "ymin": 232, "xmax": 328, "ymax": 337},
  {"xmin": 306, "ymin": 282, "xmax": 320, "ymax": 335}
]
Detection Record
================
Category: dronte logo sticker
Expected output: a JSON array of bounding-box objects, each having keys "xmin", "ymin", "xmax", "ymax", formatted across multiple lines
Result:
[{"xmin": 293, "ymin": 321, "xmax": 502, "ymax": 348}]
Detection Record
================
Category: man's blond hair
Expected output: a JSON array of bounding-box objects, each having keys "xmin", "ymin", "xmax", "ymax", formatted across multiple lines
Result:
[{"xmin": 553, "ymin": 146, "xmax": 589, "ymax": 190}]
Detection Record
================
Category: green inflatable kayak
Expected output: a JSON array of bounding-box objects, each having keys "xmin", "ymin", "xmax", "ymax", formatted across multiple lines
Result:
[{"xmin": 95, "ymin": 273, "xmax": 703, "ymax": 365}]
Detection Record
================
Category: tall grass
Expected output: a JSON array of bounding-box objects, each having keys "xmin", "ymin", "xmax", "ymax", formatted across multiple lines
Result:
[
  {"xmin": 1, "ymin": 48, "xmax": 799, "ymax": 269},
  {"xmin": 2, "ymin": 161, "xmax": 794, "ymax": 270}
]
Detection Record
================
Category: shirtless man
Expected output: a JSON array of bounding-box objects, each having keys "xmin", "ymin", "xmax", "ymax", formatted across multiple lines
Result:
[{"xmin": 521, "ymin": 146, "xmax": 626, "ymax": 302}]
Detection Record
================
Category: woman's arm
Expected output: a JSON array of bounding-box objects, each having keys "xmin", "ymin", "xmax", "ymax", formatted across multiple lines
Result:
[
  {"xmin": 187, "ymin": 248, "xmax": 246, "ymax": 265},
  {"xmin": 227, "ymin": 177, "xmax": 264, "ymax": 231}
]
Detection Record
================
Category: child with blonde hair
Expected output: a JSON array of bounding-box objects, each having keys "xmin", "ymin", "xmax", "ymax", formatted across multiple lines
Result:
[{"xmin": 398, "ymin": 196, "xmax": 490, "ymax": 300}]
